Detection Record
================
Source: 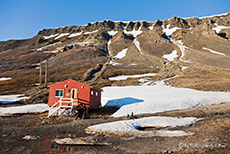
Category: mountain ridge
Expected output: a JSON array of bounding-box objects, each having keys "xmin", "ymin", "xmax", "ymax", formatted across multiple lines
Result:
[{"xmin": 1, "ymin": 12, "xmax": 230, "ymax": 98}]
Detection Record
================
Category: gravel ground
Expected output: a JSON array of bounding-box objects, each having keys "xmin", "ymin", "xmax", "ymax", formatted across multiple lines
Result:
[{"xmin": 0, "ymin": 102, "xmax": 230, "ymax": 153}]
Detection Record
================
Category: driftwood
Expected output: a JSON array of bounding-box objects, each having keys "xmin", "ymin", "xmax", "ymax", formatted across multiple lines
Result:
[{"xmin": 54, "ymin": 136, "xmax": 111, "ymax": 146}]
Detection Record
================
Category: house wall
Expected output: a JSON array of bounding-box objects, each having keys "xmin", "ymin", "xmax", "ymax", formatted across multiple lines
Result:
[
  {"xmin": 89, "ymin": 88, "xmax": 101, "ymax": 108},
  {"xmin": 48, "ymin": 80, "xmax": 91, "ymax": 107},
  {"xmin": 48, "ymin": 79, "xmax": 101, "ymax": 108}
]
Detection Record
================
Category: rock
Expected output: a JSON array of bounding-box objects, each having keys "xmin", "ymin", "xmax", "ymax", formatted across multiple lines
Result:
[
  {"xmin": 22, "ymin": 135, "xmax": 42, "ymax": 140},
  {"xmin": 54, "ymin": 136, "xmax": 111, "ymax": 146},
  {"xmin": 82, "ymin": 64, "xmax": 103, "ymax": 81}
]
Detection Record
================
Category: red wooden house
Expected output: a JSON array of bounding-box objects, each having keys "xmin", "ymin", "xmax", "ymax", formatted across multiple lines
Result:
[{"xmin": 47, "ymin": 79, "xmax": 102, "ymax": 117}]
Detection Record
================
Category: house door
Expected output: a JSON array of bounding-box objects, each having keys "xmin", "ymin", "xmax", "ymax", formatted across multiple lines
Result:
[{"xmin": 71, "ymin": 89, "xmax": 78, "ymax": 106}]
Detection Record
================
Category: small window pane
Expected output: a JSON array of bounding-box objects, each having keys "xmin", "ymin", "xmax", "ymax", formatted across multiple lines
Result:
[
  {"xmin": 55, "ymin": 90, "xmax": 59, "ymax": 96},
  {"xmin": 91, "ymin": 91, "xmax": 94, "ymax": 95},
  {"xmin": 55, "ymin": 90, "xmax": 64, "ymax": 97},
  {"xmin": 60, "ymin": 90, "xmax": 63, "ymax": 96},
  {"xmin": 96, "ymin": 92, "xmax": 98, "ymax": 96}
]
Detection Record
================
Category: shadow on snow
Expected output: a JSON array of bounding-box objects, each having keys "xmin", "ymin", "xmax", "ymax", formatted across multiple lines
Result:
[{"xmin": 104, "ymin": 97, "xmax": 144, "ymax": 108}]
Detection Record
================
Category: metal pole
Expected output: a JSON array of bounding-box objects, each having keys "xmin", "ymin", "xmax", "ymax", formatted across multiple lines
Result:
[{"xmin": 39, "ymin": 60, "xmax": 42, "ymax": 87}]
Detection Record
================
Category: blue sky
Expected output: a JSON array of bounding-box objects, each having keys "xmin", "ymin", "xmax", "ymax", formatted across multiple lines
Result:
[{"xmin": 0, "ymin": 0, "xmax": 229, "ymax": 41}]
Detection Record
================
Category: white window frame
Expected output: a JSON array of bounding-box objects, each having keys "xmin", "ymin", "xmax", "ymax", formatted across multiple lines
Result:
[{"xmin": 55, "ymin": 89, "xmax": 64, "ymax": 97}]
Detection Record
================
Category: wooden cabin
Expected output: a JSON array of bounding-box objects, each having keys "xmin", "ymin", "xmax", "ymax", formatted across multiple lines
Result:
[{"xmin": 47, "ymin": 79, "xmax": 102, "ymax": 117}]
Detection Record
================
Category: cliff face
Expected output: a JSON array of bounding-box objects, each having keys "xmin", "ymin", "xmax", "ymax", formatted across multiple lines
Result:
[{"xmin": 1, "ymin": 13, "xmax": 230, "ymax": 94}]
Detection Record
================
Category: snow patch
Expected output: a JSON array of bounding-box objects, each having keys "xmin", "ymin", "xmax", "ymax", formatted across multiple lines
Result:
[
  {"xmin": 162, "ymin": 24, "xmax": 181, "ymax": 39},
  {"xmin": 108, "ymin": 30, "xmax": 118, "ymax": 36},
  {"xmin": 43, "ymin": 34, "xmax": 59, "ymax": 40},
  {"xmin": 55, "ymin": 33, "xmax": 69, "ymax": 40},
  {"xmin": 0, "ymin": 77, "xmax": 12, "ymax": 81},
  {"xmin": 114, "ymin": 48, "xmax": 128, "ymax": 59},
  {"xmin": 43, "ymin": 51, "xmax": 57, "ymax": 53},
  {"xmin": 107, "ymin": 39, "xmax": 112, "ymax": 56},
  {"xmin": 133, "ymin": 39, "xmax": 143, "ymax": 54},
  {"xmin": 148, "ymin": 25, "xmax": 154, "ymax": 30},
  {"xmin": 84, "ymin": 30, "xmax": 98, "ymax": 35},
  {"xmin": 203, "ymin": 47, "xmax": 225, "ymax": 56},
  {"xmin": 108, "ymin": 60, "xmax": 122, "ymax": 66},
  {"xmin": 172, "ymin": 40, "xmax": 189, "ymax": 63},
  {"xmin": 22, "ymin": 135, "xmax": 42, "ymax": 140},
  {"xmin": 162, "ymin": 50, "xmax": 178, "ymax": 61},
  {"xmin": 212, "ymin": 23, "xmax": 230, "ymax": 33},
  {"xmin": 181, "ymin": 66, "xmax": 188, "ymax": 70},
  {"xmin": 68, "ymin": 31, "xmax": 83, "ymax": 38},
  {"xmin": 0, "ymin": 94, "xmax": 30, "ymax": 104},
  {"xmin": 138, "ymin": 78, "xmax": 151, "ymax": 83},
  {"xmin": 123, "ymin": 26, "xmax": 143, "ymax": 54},
  {"xmin": 36, "ymin": 42, "xmax": 60, "ymax": 51},
  {"xmin": 108, "ymin": 73, "xmax": 157, "ymax": 81},
  {"xmin": 199, "ymin": 12, "xmax": 229, "ymax": 19},
  {"xmin": 0, "ymin": 104, "xmax": 48, "ymax": 116},
  {"xmin": 124, "ymin": 27, "xmax": 143, "ymax": 37},
  {"xmin": 128, "ymin": 63, "xmax": 137, "ymax": 66},
  {"xmin": 87, "ymin": 116, "xmax": 198, "ymax": 137}
]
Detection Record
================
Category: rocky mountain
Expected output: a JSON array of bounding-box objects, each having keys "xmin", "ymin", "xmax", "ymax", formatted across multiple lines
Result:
[{"xmin": 1, "ymin": 13, "xmax": 230, "ymax": 97}]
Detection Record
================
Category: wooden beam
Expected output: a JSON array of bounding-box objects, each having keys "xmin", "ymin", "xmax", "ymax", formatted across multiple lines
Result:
[
  {"xmin": 39, "ymin": 60, "xmax": 42, "ymax": 87},
  {"xmin": 45, "ymin": 60, "xmax": 48, "ymax": 87}
]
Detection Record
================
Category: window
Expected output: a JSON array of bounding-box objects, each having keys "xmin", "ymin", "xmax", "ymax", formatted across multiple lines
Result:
[
  {"xmin": 91, "ymin": 91, "xmax": 94, "ymax": 95},
  {"xmin": 55, "ymin": 89, "xmax": 64, "ymax": 97},
  {"xmin": 96, "ymin": 92, "xmax": 98, "ymax": 96}
]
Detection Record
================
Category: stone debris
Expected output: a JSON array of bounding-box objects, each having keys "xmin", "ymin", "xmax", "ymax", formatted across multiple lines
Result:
[{"xmin": 54, "ymin": 136, "xmax": 111, "ymax": 146}]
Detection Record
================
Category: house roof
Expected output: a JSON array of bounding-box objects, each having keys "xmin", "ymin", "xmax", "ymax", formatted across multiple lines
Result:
[{"xmin": 48, "ymin": 79, "xmax": 102, "ymax": 91}]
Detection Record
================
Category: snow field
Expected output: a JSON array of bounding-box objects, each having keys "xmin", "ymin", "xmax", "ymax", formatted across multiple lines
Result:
[
  {"xmin": 87, "ymin": 81, "xmax": 230, "ymax": 136},
  {"xmin": 102, "ymin": 81, "xmax": 230, "ymax": 117},
  {"xmin": 0, "ymin": 104, "xmax": 48, "ymax": 116},
  {"xmin": 86, "ymin": 116, "xmax": 198, "ymax": 137}
]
